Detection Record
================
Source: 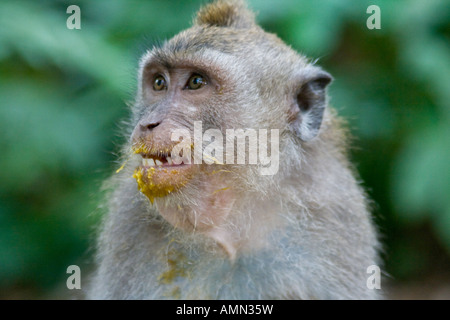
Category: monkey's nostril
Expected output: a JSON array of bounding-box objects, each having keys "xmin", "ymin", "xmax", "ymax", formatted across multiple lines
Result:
[{"xmin": 141, "ymin": 122, "xmax": 160, "ymax": 131}]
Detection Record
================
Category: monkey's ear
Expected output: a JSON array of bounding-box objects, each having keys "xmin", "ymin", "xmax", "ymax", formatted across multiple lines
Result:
[
  {"xmin": 195, "ymin": 0, "xmax": 256, "ymax": 29},
  {"xmin": 289, "ymin": 69, "xmax": 333, "ymax": 141}
]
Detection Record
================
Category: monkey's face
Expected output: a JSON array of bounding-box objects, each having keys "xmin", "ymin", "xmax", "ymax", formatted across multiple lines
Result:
[
  {"xmin": 129, "ymin": 43, "xmax": 240, "ymax": 207},
  {"xmin": 130, "ymin": 67, "xmax": 214, "ymax": 204}
]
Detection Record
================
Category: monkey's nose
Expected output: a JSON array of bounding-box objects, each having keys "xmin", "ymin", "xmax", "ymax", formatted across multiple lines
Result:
[{"xmin": 140, "ymin": 122, "xmax": 161, "ymax": 132}]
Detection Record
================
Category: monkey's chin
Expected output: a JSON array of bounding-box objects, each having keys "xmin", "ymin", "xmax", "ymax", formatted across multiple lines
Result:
[{"xmin": 133, "ymin": 165, "xmax": 195, "ymax": 204}]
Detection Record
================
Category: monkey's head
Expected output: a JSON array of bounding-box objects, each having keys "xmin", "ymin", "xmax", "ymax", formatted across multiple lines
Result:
[{"xmin": 126, "ymin": 0, "xmax": 332, "ymax": 255}]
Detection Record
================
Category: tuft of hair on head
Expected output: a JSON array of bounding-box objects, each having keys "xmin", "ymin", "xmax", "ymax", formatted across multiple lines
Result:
[{"xmin": 195, "ymin": 0, "xmax": 256, "ymax": 29}]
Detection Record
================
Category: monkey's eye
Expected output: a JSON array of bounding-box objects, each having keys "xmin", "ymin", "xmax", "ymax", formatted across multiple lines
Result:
[
  {"xmin": 187, "ymin": 74, "xmax": 206, "ymax": 90},
  {"xmin": 153, "ymin": 75, "xmax": 167, "ymax": 91}
]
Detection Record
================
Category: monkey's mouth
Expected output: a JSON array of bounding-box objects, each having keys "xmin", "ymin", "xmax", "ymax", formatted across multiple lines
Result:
[
  {"xmin": 139, "ymin": 153, "xmax": 189, "ymax": 168},
  {"xmin": 132, "ymin": 150, "xmax": 195, "ymax": 204}
]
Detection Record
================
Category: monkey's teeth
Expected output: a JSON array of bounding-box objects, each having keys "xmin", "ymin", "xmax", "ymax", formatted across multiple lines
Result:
[
  {"xmin": 142, "ymin": 158, "xmax": 155, "ymax": 167},
  {"xmin": 141, "ymin": 155, "xmax": 179, "ymax": 167}
]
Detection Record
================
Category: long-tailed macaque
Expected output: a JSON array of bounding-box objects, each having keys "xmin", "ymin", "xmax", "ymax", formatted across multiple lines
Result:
[{"xmin": 88, "ymin": 0, "xmax": 381, "ymax": 299}]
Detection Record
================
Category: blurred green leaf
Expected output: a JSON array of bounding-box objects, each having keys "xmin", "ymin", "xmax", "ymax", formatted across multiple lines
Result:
[{"xmin": 392, "ymin": 123, "xmax": 450, "ymax": 244}]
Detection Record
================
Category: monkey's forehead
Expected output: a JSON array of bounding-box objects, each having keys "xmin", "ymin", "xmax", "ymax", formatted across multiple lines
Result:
[
  {"xmin": 139, "ymin": 45, "xmax": 239, "ymax": 83},
  {"xmin": 139, "ymin": 26, "xmax": 308, "ymax": 73}
]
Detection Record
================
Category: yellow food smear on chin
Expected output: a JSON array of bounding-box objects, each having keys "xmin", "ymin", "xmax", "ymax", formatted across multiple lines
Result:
[{"xmin": 132, "ymin": 167, "xmax": 176, "ymax": 204}]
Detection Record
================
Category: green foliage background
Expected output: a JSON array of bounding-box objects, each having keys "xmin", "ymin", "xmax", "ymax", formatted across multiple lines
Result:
[{"xmin": 0, "ymin": 0, "xmax": 449, "ymax": 298}]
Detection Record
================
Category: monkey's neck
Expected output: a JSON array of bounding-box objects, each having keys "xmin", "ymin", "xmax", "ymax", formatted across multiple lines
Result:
[
  {"xmin": 155, "ymin": 187, "xmax": 288, "ymax": 261},
  {"xmin": 154, "ymin": 171, "xmax": 243, "ymax": 260}
]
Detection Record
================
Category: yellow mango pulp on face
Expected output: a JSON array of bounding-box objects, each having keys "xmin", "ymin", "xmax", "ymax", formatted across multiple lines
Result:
[{"xmin": 132, "ymin": 167, "xmax": 177, "ymax": 204}]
